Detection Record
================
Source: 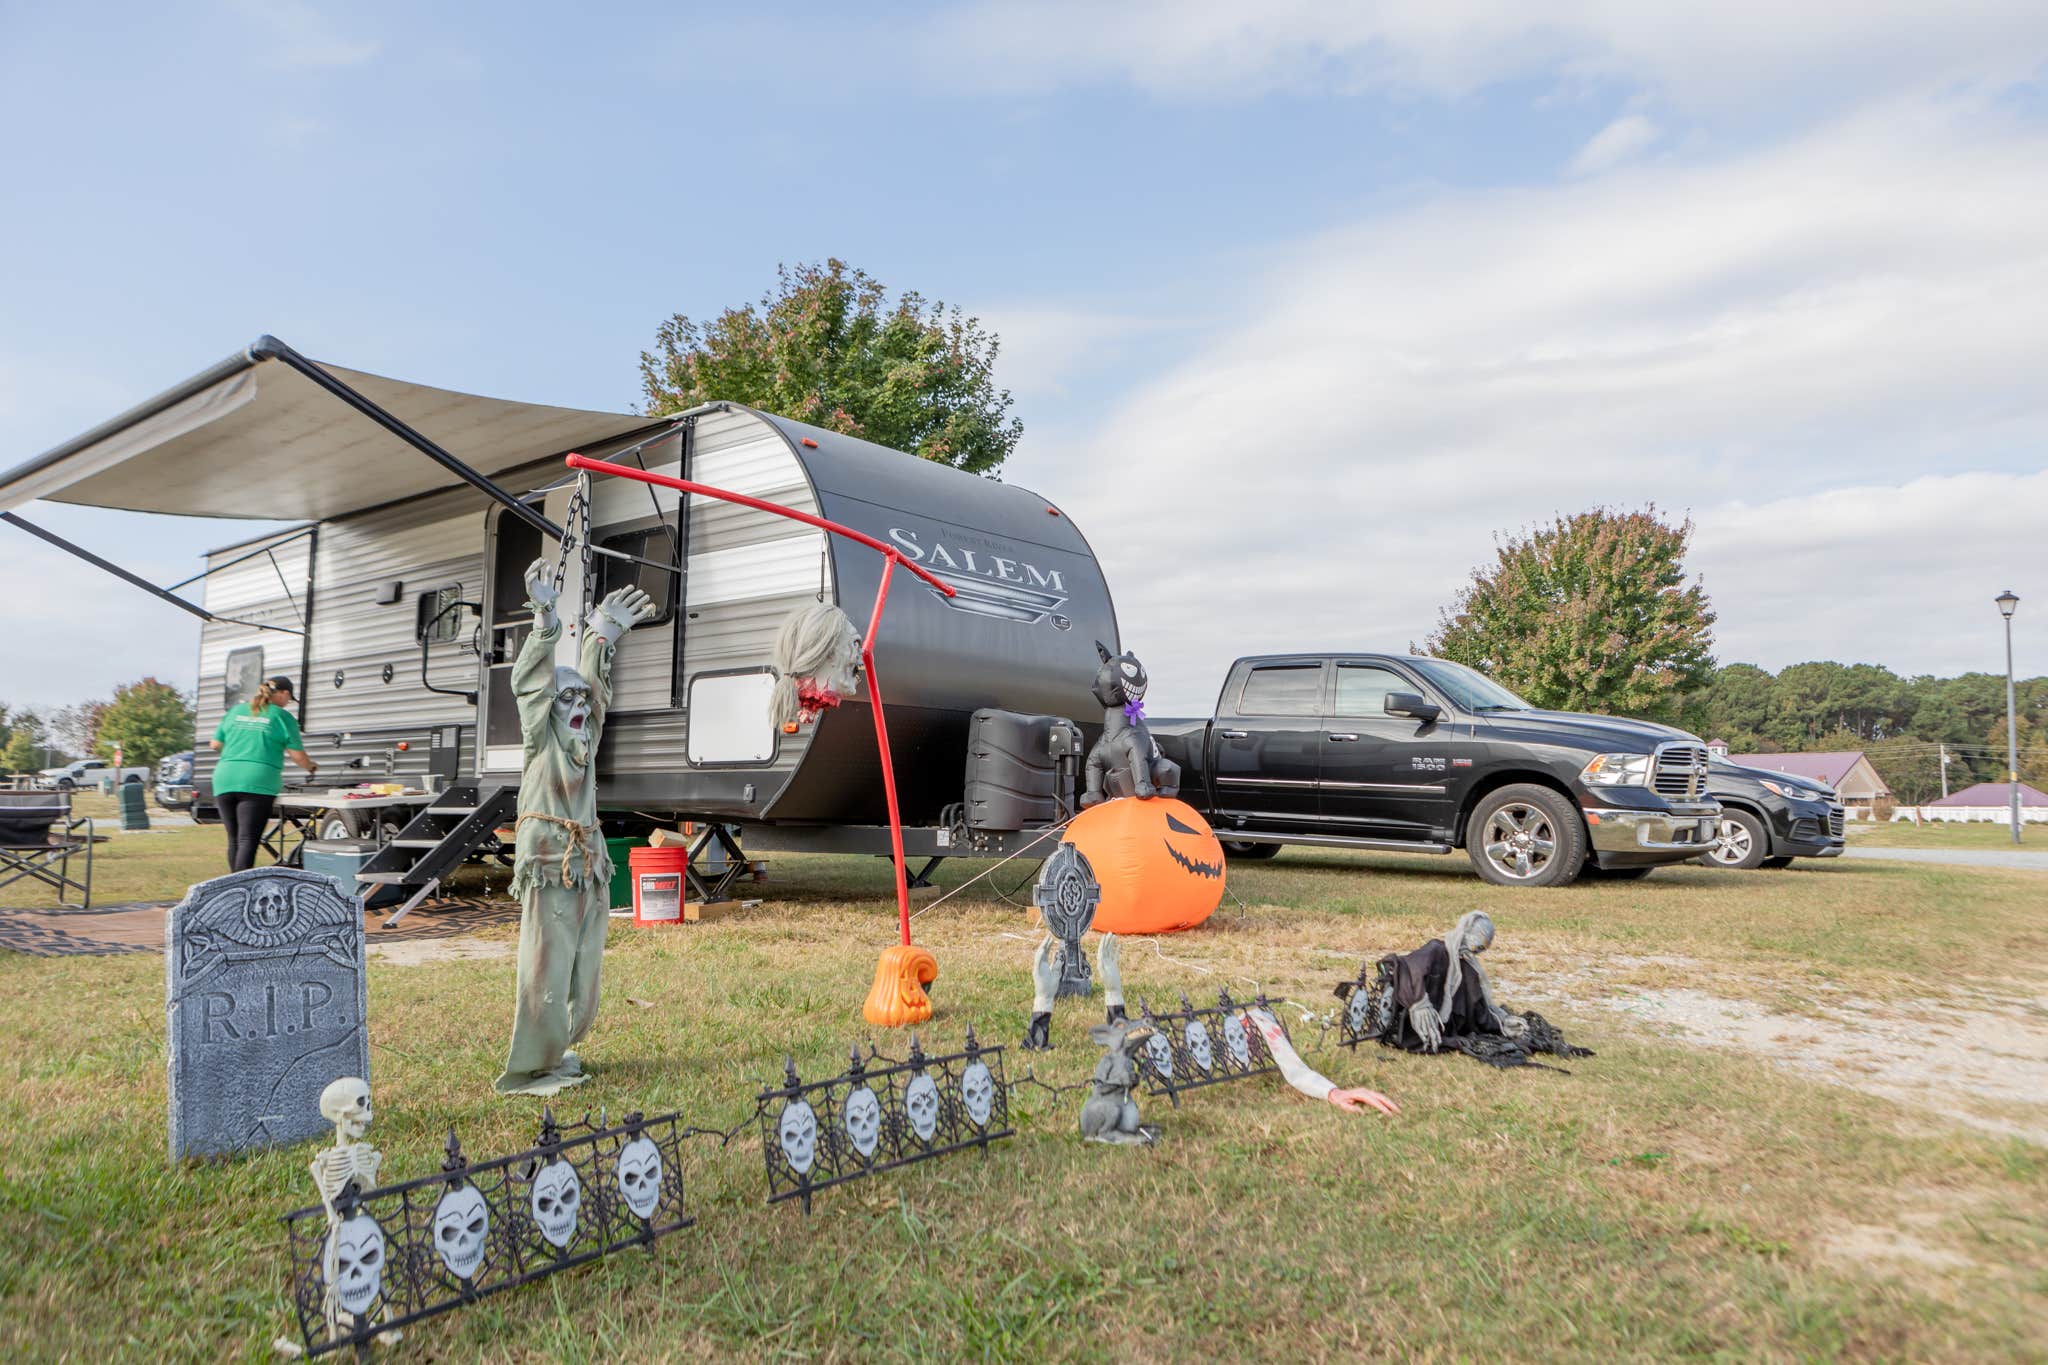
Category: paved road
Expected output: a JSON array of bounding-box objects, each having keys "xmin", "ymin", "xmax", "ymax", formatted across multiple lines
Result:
[{"xmin": 1846, "ymin": 844, "xmax": 2048, "ymax": 871}]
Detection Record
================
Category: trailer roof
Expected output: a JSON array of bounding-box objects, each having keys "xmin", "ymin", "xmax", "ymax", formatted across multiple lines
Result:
[{"xmin": 0, "ymin": 339, "xmax": 667, "ymax": 522}]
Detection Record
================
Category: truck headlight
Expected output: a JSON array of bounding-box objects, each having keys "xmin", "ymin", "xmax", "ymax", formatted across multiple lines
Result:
[{"xmin": 1580, "ymin": 752, "xmax": 1652, "ymax": 787}]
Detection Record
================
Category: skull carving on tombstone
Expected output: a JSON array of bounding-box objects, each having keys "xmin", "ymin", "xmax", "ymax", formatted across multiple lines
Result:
[
  {"xmin": 1144, "ymin": 1030, "xmax": 1174, "ymax": 1080},
  {"xmin": 530, "ymin": 1159, "xmax": 582, "ymax": 1248},
  {"xmin": 431, "ymin": 1185, "xmax": 489, "ymax": 1281},
  {"xmin": 960, "ymin": 1061, "xmax": 995, "ymax": 1128},
  {"xmin": 615, "ymin": 1135, "xmax": 664, "ymax": 1221},
  {"xmin": 904, "ymin": 1073, "xmax": 940, "ymax": 1143},
  {"xmin": 331, "ymin": 1213, "xmax": 385, "ymax": 1317},
  {"xmin": 843, "ymin": 1087, "xmax": 882, "ymax": 1159},
  {"xmin": 1185, "ymin": 1019, "xmax": 1214, "ymax": 1072},
  {"xmin": 778, "ymin": 1100, "xmax": 819, "ymax": 1175},
  {"xmin": 1223, "ymin": 1013, "xmax": 1251, "ymax": 1068}
]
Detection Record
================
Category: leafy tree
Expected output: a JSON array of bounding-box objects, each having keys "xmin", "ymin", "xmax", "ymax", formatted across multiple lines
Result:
[
  {"xmin": 95, "ymin": 678, "xmax": 194, "ymax": 771},
  {"xmin": 1, "ymin": 709, "xmax": 49, "ymax": 775},
  {"xmin": 640, "ymin": 259, "xmax": 1023, "ymax": 474},
  {"xmin": 47, "ymin": 702, "xmax": 107, "ymax": 763},
  {"xmin": 1425, "ymin": 506, "xmax": 1716, "ymax": 722}
]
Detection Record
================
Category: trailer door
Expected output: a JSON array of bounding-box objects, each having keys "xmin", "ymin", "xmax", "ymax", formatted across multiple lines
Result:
[{"xmin": 479, "ymin": 500, "xmax": 548, "ymax": 772}]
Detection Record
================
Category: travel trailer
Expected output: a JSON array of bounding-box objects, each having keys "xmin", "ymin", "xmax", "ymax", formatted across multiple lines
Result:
[{"xmin": 0, "ymin": 338, "xmax": 1117, "ymax": 905}]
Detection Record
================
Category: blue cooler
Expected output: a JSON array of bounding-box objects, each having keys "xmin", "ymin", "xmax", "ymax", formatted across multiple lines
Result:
[{"xmin": 301, "ymin": 839, "xmax": 400, "ymax": 909}]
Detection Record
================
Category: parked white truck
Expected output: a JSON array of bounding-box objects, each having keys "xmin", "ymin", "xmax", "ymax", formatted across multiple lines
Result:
[{"xmin": 35, "ymin": 758, "xmax": 151, "ymax": 791}]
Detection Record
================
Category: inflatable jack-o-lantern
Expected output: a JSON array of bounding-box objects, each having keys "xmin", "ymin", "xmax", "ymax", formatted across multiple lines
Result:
[
  {"xmin": 1063, "ymin": 796, "xmax": 1224, "ymax": 934},
  {"xmin": 863, "ymin": 942, "xmax": 938, "ymax": 1027}
]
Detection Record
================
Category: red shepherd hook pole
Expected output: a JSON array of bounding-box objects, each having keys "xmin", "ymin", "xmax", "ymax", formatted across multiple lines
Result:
[{"xmin": 564, "ymin": 452, "xmax": 954, "ymax": 956}]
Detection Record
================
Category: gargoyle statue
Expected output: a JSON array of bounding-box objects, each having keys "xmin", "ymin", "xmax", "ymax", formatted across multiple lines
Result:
[
  {"xmin": 1080, "ymin": 642, "xmax": 1180, "ymax": 808},
  {"xmin": 1078, "ymin": 1015, "xmax": 1160, "ymax": 1146}
]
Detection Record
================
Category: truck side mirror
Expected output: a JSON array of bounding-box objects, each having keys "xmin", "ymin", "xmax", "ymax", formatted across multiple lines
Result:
[{"xmin": 1385, "ymin": 692, "xmax": 1441, "ymax": 723}]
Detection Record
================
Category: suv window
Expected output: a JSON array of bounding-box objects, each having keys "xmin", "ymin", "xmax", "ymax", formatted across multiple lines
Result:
[
  {"xmin": 1334, "ymin": 664, "xmax": 1408, "ymax": 717},
  {"xmin": 224, "ymin": 647, "xmax": 263, "ymax": 710},
  {"xmin": 1235, "ymin": 664, "xmax": 1322, "ymax": 716}
]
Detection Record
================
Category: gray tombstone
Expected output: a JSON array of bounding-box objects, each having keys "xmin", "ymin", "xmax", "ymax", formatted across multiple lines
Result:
[
  {"xmin": 165, "ymin": 867, "xmax": 369, "ymax": 1161},
  {"xmin": 1032, "ymin": 842, "xmax": 1100, "ymax": 999}
]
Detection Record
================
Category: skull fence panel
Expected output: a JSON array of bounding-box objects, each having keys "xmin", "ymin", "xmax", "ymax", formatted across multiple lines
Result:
[
  {"xmin": 1136, "ymin": 991, "xmax": 1287, "ymax": 1104},
  {"xmin": 283, "ymin": 1111, "xmax": 694, "ymax": 1357}
]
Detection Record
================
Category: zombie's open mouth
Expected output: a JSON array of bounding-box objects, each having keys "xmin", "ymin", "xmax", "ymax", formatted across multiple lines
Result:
[{"xmin": 569, "ymin": 715, "xmax": 584, "ymax": 729}]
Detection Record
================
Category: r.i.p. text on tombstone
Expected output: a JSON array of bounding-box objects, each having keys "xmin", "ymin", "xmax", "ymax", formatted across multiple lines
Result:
[{"xmin": 165, "ymin": 867, "xmax": 370, "ymax": 1161}]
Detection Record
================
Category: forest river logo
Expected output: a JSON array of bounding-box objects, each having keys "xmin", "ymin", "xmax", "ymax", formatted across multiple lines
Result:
[{"xmin": 887, "ymin": 527, "xmax": 1071, "ymax": 628}]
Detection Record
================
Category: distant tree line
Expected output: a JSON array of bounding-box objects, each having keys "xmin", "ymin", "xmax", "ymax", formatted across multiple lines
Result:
[
  {"xmin": 0, "ymin": 680, "xmax": 195, "ymax": 776},
  {"xmin": 1677, "ymin": 662, "xmax": 2048, "ymax": 806}
]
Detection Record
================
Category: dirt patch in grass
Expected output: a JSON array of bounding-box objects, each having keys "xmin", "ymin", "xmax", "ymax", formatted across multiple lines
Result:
[{"xmin": 368, "ymin": 936, "xmax": 514, "ymax": 966}]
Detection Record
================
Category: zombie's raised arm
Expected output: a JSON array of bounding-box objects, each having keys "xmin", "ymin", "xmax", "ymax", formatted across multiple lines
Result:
[
  {"xmin": 514, "ymin": 559, "xmax": 564, "ymax": 741},
  {"xmin": 579, "ymin": 629, "xmax": 615, "ymax": 738}
]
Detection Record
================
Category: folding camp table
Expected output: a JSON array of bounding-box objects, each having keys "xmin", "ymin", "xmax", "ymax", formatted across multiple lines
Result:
[{"xmin": 0, "ymin": 790, "xmax": 97, "ymax": 908}]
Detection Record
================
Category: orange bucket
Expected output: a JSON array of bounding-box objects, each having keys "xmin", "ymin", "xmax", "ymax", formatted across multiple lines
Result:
[{"xmin": 628, "ymin": 845, "xmax": 691, "ymax": 926}]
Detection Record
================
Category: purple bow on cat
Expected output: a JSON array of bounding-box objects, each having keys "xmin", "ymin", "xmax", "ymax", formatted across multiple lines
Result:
[{"xmin": 1123, "ymin": 698, "xmax": 1146, "ymax": 724}]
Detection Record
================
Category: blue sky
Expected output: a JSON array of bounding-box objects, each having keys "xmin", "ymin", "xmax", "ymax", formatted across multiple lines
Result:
[{"xmin": 3, "ymin": 2, "xmax": 2045, "ymax": 715}]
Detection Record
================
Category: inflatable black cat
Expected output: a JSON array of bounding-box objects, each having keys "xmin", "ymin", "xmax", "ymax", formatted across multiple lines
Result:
[{"xmin": 1081, "ymin": 641, "xmax": 1181, "ymax": 808}]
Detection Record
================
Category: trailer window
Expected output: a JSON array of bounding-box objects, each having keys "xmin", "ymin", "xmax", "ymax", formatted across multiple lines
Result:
[
  {"xmin": 594, "ymin": 528, "xmax": 678, "ymax": 627},
  {"xmin": 1235, "ymin": 664, "xmax": 1322, "ymax": 717},
  {"xmin": 416, "ymin": 584, "xmax": 464, "ymax": 644},
  {"xmin": 224, "ymin": 647, "xmax": 263, "ymax": 710}
]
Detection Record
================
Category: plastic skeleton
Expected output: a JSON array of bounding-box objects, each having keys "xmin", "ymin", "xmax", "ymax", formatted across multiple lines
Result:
[
  {"xmin": 1024, "ymin": 932, "xmax": 1130, "ymax": 1050},
  {"xmin": 494, "ymin": 557, "xmax": 658, "ymax": 1097},
  {"xmin": 1407, "ymin": 909, "xmax": 1525, "ymax": 1054},
  {"xmin": 309, "ymin": 1078, "xmax": 392, "ymax": 1340}
]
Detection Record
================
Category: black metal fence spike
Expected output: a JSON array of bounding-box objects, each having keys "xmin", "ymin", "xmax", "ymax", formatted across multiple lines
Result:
[
  {"xmin": 1218, "ymin": 986, "xmax": 1235, "ymax": 1009},
  {"xmin": 783, "ymin": 1054, "xmax": 801, "ymax": 1089},
  {"xmin": 441, "ymin": 1127, "xmax": 466, "ymax": 1176},
  {"xmin": 1179, "ymin": 990, "xmax": 1194, "ymax": 1012},
  {"xmin": 538, "ymin": 1108, "xmax": 561, "ymax": 1149},
  {"xmin": 909, "ymin": 1033, "xmax": 926, "ymax": 1064},
  {"xmin": 849, "ymin": 1042, "xmax": 864, "ymax": 1074},
  {"xmin": 623, "ymin": 1110, "xmax": 645, "ymax": 1132},
  {"xmin": 963, "ymin": 1021, "xmax": 979, "ymax": 1053}
]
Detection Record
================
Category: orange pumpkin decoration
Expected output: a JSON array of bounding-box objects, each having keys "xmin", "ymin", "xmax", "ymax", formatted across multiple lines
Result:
[
  {"xmin": 862, "ymin": 942, "xmax": 939, "ymax": 1026},
  {"xmin": 1063, "ymin": 796, "xmax": 1225, "ymax": 934}
]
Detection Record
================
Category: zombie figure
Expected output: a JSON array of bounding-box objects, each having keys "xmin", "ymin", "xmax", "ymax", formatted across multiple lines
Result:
[
  {"xmin": 1336, "ymin": 910, "xmax": 1593, "ymax": 1068},
  {"xmin": 494, "ymin": 558, "xmax": 657, "ymax": 1097},
  {"xmin": 1080, "ymin": 641, "xmax": 1180, "ymax": 807}
]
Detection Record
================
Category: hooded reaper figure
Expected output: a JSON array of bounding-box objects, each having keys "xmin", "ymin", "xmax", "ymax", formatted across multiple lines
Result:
[
  {"xmin": 1338, "ymin": 910, "xmax": 1591, "ymax": 1068},
  {"xmin": 493, "ymin": 558, "xmax": 657, "ymax": 1097}
]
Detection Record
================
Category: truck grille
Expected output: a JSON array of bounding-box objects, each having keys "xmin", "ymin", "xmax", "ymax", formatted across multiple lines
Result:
[
  {"xmin": 1652, "ymin": 744, "xmax": 1708, "ymax": 801},
  {"xmin": 1828, "ymin": 805, "xmax": 1845, "ymax": 838}
]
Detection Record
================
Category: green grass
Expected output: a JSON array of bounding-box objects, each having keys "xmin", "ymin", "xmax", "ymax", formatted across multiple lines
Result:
[
  {"xmin": 1853, "ymin": 819, "xmax": 2043, "ymax": 849},
  {"xmin": 3, "ymin": 824, "xmax": 2045, "ymax": 1360}
]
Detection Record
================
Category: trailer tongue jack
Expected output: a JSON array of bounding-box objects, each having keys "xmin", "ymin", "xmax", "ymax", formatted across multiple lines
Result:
[{"xmin": 564, "ymin": 452, "xmax": 956, "ymax": 1028}]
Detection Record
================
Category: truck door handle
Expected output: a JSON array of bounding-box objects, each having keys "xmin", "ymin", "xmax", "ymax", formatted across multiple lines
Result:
[
  {"xmin": 1219, "ymin": 729, "xmax": 1249, "ymax": 740},
  {"xmin": 1327, "ymin": 733, "xmax": 1359, "ymax": 742}
]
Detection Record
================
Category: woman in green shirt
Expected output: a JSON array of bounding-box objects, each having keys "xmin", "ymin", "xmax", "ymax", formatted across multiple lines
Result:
[{"xmin": 210, "ymin": 675, "xmax": 319, "ymax": 871}]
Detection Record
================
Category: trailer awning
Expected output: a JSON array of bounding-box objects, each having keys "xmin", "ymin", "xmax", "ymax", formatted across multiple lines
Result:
[{"xmin": 0, "ymin": 339, "xmax": 668, "ymax": 521}]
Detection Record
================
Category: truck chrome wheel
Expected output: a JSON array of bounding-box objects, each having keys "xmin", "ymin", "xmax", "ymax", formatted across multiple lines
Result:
[{"xmin": 1480, "ymin": 803, "xmax": 1555, "ymax": 880}]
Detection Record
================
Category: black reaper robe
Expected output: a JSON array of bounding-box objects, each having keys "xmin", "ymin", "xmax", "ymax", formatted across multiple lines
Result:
[{"xmin": 1337, "ymin": 926, "xmax": 1592, "ymax": 1069}]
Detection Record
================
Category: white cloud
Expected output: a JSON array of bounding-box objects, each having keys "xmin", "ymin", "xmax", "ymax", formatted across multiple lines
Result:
[
  {"xmin": 1010, "ymin": 99, "xmax": 2048, "ymax": 712},
  {"xmin": 918, "ymin": 1, "xmax": 2048, "ymax": 108},
  {"xmin": 230, "ymin": 0, "xmax": 379, "ymax": 69},
  {"xmin": 1568, "ymin": 113, "xmax": 1659, "ymax": 176}
]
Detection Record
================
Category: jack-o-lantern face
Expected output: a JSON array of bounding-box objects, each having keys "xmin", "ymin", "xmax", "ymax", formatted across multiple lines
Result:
[{"xmin": 1065, "ymin": 796, "xmax": 1226, "ymax": 934}]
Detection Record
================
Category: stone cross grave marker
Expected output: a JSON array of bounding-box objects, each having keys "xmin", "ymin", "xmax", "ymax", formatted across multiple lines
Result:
[{"xmin": 165, "ymin": 867, "xmax": 369, "ymax": 1161}]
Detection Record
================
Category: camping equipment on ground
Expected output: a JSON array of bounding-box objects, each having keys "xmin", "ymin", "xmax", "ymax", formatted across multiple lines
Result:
[
  {"xmin": 1063, "ymin": 796, "xmax": 1225, "ymax": 933},
  {"xmin": 308, "ymin": 1078, "xmax": 387, "ymax": 1344},
  {"xmin": 564, "ymin": 451, "xmax": 959, "ymax": 1028},
  {"xmin": 1335, "ymin": 910, "xmax": 1594, "ymax": 1068},
  {"xmin": 758, "ymin": 1029, "xmax": 1013, "ymax": 1213},
  {"xmin": 282, "ymin": 1106, "xmax": 696, "ymax": 1358},
  {"xmin": 1080, "ymin": 642, "xmax": 1180, "ymax": 807},
  {"xmin": 0, "ymin": 789, "xmax": 94, "ymax": 908},
  {"xmin": 1078, "ymin": 1016, "xmax": 1161, "ymax": 1145},
  {"xmin": 494, "ymin": 558, "xmax": 659, "ymax": 1098}
]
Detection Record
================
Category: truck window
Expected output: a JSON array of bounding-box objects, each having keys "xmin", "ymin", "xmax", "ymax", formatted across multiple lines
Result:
[
  {"xmin": 224, "ymin": 646, "xmax": 263, "ymax": 710},
  {"xmin": 1235, "ymin": 664, "xmax": 1322, "ymax": 716},
  {"xmin": 1334, "ymin": 665, "xmax": 1408, "ymax": 717}
]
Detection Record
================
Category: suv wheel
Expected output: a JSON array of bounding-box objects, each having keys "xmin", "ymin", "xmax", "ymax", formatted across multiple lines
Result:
[
  {"xmin": 56, "ymin": 778, "xmax": 75, "ymax": 792},
  {"xmin": 1467, "ymin": 785, "xmax": 1585, "ymax": 887},
  {"xmin": 1701, "ymin": 810, "xmax": 1768, "ymax": 870}
]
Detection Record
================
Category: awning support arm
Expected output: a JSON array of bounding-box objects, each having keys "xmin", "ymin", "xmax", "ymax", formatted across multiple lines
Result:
[
  {"xmin": 165, "ymin": 523, "xmax": 315, "ymax": 591},
  {"xmin": 2, "ymin": 510, "xmax": 216, "ymax": 625},
  {"xmin": 0, "ymin": 510, "xmax": 305, "ymax": 636},
  {"xmin": 248, "ymin": 335, "xmax": 565, "ymax": 544}
]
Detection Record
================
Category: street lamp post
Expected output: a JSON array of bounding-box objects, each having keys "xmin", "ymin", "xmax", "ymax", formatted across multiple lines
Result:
[{"xmin": 1996, "ymin": 590, "xmax": 2021, "ymax": 845}]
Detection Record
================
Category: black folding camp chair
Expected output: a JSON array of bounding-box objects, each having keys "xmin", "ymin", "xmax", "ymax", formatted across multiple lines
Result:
[{"xmin": 0, "ymin": 790, "xmax": 95, "ymax": 908}]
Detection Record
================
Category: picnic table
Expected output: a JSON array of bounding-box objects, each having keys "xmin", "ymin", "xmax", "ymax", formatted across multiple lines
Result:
[{"xmin": 265, "ymin": 788, "xmax": 437, "ymax": 865}]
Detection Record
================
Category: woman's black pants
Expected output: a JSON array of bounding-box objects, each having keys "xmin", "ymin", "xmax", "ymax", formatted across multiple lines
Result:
[{"xmin": 216, "ymin": 790, "xmax": 277, "ymax": 873}]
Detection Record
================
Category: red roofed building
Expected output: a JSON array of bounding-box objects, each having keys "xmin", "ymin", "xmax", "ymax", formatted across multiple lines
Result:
[
  {"xmin": 1728, "ymin": 751, "xmax": 1892, "ymax": 816},
  {"xmin": 1913, "ymin": 780, "xmax": 2048, "ymax": 823}
]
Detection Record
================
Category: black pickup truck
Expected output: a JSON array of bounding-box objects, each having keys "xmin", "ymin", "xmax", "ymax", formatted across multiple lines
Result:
[{"xmin": 1151, "ymin": 653, "xmax": 1721, "ymax": 887}]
